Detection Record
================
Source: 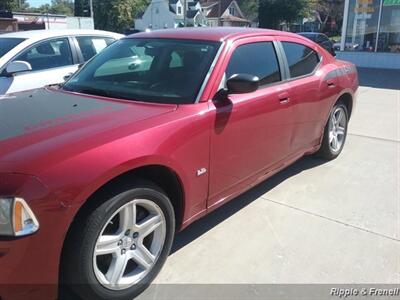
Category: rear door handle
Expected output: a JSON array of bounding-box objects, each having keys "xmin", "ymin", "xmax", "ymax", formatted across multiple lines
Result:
[{"xmin": 278, "ymin": 92, "xmax": 290, "ymax": 104}]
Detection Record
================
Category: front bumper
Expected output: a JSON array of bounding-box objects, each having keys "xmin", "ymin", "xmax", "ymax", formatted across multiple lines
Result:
[{"xmin": 0, "ymin": 173, "xmax": 71, "ymax": 300}]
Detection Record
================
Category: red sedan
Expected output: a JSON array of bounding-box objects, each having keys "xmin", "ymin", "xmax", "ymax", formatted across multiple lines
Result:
[{"xmin": 0, "ymin": 28, "xmax": 358, "ymax": 300}]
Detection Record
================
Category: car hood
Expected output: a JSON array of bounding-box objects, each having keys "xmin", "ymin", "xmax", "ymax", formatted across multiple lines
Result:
[{"xmin": 0, "ymin": 88, "xmax": 177, "ymax": 170}]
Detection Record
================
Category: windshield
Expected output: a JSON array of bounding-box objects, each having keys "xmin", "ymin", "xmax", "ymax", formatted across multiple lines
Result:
[
  {"xmin": 63, "ymin": 38, "xmax": 221, "ymax": 104},
  {"xmin": 0, "ymin": 38, "xmax": 26, "ymax": 58}
]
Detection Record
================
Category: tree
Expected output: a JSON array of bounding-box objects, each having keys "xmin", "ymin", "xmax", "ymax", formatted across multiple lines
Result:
[
  {"xmin": 308, "ymin": 0, "xmax": 344, "ymax": 33},
  {"xmin": 74, "ymin": 0, "xmax": 90, "ymax": 17},
  {"xmin": 93, "ymin": 0, "xmax": 149, "ymax": 33},
  {"xmin": 47, "ymin": 0, "xmax": 74, "ymax": 15},
  {"xmin": 237, "ymin": 0, "xmax": 258, "ymax": 20},
  {"xmin": 0, "ymin": 0, "xmax": 29, "ymax": 11},
  {"xmin": 258, "ymin": 0, "xmax": 310, "ymax": 29}
]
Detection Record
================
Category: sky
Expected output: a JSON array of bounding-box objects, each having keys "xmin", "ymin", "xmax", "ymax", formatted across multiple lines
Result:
[{"xmin": 27, "ymin": 0, "xmax": 52, "ymax": 7}]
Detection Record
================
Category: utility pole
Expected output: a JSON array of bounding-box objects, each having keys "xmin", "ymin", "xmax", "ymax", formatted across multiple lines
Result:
[
  {"xmin": 183, "ymin": 0, "xmax": 187, "ymax": 27},
  {"xmin": 89, "ymin": 0, "xmax": 94, "ymax": 18}
]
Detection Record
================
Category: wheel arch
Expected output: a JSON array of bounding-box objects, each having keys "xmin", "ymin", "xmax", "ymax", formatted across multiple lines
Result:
[
  {"xmin": 336, "ymin": 92, "xmax": 353, "ymax": 119},
  {"xmin": 69, "ymin": 164, "xmax": 185, "ymax": 234},
  {"xmin": 58, "ymin": 164, "xmax": 184, "ymax": 297}
]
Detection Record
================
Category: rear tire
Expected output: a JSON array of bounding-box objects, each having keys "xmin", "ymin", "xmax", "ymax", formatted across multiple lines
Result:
[
  {"xmin": 316, "ymin": 101, "xmax": 349, "ymax": 160},
  {"xmin": 60, "ymin": 180, "xmax": 175, "ymax": 300}
]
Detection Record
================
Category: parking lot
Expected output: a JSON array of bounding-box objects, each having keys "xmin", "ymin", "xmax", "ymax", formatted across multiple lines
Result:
[{"xmin": 139, "ymin": 68, "xmax": 400, "ymax": 299}]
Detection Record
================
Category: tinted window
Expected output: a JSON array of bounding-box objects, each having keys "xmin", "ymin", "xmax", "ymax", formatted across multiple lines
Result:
[
  {"xmin": 226, "ymin": 42, "xmax": 281, "ymax": 87},
  {"xmin": 282, "ymin": 42, "xmax": 320, "ymax": 78},
  {"xmin": 76, "ymin": 36, "xmax": 115, "ymax": 61},
  {"xmin": 14, "ymin": 38, "xmax": 73, "ymax": 71},
  {"xmin": 0, "ymin": 38, "xmax": 26, "ymax": 58},
  {"xmin": 63, "ymin": 39, "xmax": 220, "ymax": 104}
]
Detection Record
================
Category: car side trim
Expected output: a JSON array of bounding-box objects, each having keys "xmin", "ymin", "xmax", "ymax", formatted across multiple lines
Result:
[{"xmin": 195, "ymin": 41, "xmax": 225, "ymax": 104}]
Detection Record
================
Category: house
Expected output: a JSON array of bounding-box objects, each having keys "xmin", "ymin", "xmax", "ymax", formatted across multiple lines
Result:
[
  {"xmin": 135, "ymin": 0, "xmax": 207, "ymax": 31},
  {"xmin": 200, "ymin": 0, "xmax": 250, "ymax": 27},
  {"xmin": 135, "ymin": 0, "xmax": 250, "ymax": 31}
]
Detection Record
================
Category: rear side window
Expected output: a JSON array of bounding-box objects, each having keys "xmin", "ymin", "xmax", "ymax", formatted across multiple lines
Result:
[
  {"xmin": 282, "ymin": 42, "xmax": 320, "ymax": 78},
  {"xmin": 226, "ymin": 42, "xmax": 281, "ymax": 87},
  {"xmin": 76, "ymin": 36, "xmax": 115, "ymax": 62}
]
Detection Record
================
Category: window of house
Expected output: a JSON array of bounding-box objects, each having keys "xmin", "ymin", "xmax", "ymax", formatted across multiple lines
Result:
[
  {"xmin": 177, "ymin": 6, "xmax": 182, "ymax": 14},
  {"xmin": 281, "ymin": 42, "xmax": 320, "ymax": 78},
  {"xmin": 226, "ymin": 42, "xmax": 281, "ymax": 87},
  {"xmin": 14, "ymin": 38, "xmax": 73, "ymax": 71},
  {"xmin": 229, "ymin": 6, "xmax": 235, "ymax": 15}
]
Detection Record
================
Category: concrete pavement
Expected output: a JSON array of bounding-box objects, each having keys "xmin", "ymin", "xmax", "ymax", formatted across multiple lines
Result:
[{"xmin": 138, "ymin": 69, "xmax": 400, "ymax": 299}]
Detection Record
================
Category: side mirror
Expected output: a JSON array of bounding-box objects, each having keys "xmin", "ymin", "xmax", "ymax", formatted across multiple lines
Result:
[
  {"xmin": 63, "ymin": 72, "xmax": 74, "ymax": 82},
  {"xmin": 6, "ymin": 61, "xmax": 32, "ymax": 75},
  {"xmin": 226, "ymin": 74, "xmax": 260, "ymax": 94}
]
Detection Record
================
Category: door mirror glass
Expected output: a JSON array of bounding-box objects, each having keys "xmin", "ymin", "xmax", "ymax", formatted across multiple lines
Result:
[
  {"xmin": 6, "ymin": 61, "xmax": 32, "ymax": 75},
  {"xmin": 226, "ymin": 74, "xmax": 259, "ymax": 94}
]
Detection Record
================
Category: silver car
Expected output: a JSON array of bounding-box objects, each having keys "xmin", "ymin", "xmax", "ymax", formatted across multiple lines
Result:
[{"xmin": 0, "ymin": 29, "xmax": 123, "ymax": 96}]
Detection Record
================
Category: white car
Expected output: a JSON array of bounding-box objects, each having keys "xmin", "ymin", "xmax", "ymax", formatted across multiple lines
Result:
[{"xmin": 0, "ymin": 29, "xmax": 123, "ymax": 95}]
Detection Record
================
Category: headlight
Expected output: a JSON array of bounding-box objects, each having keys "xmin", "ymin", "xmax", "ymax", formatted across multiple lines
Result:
[{"xmin": 0, "ymin": 197, "xmax": 39, "ymax": 237}]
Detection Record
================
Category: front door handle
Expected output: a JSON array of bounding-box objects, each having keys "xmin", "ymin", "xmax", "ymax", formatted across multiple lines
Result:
[{"xmin": 278, "ymin": 92, "xmax": 290, "ymax": 104}]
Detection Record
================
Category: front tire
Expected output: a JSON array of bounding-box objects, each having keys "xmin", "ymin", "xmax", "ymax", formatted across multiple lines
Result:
[
  {"xmin": 316, "ymin": 102, "xmax": 349, "ymax": 160},
  {"xmin": 61, "ymin": 181, "xmax": 175, "ymax": 300}
]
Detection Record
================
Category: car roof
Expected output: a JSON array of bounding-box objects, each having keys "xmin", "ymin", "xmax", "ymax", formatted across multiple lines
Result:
[
  {"xmin": 0, "ymin": 29, "xmax": 123, "ymax": 40},
  {"xmin": 127, "ymin": 27, "xmax": 305, "ymax": 42}
]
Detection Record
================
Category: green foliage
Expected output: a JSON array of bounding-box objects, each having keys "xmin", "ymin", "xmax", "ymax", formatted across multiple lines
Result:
[
  {"xmin": 0, "ymin": 0, "xmax": 29, "ymax": 11},
  {"xmin": 93, "ymin": 0, "xmax": 150, "ymax": 33},
  {"xmin": 259, "ymin": 0, "xmax": 310, "ymax": 29},
  {"xmin": 46, "ymin": 0, "xmax": 74, "ymax": 15},
  {"xmin": 237, "ymin": 0, "xmax": 258, "ymax": 19},
  {"xmin": 74, "ymin": 0, "xmax": 89, "ymax": 17}
]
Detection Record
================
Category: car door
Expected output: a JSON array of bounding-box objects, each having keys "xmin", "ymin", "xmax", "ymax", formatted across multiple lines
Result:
[
  {"xmin": 279, "ymin": 39, "xmax": 334, "ymax": 152},
  {"xmin": 4, "ymin": 37, "xmax": 79, "ymax": 94},
  {"xmin": 208, "ymin": 38, "xmax": 295, "ymax": 207}
]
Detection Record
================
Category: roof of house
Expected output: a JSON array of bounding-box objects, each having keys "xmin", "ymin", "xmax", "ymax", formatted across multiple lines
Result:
[
  {"xmin": 201, "ymin": 0, "xmax": 232, "ymax": 18},
  {"xmin": 127, "ymin": 27, "xmax": 306, "ymax": 42},
  {"xmin": 187, "ymin": 9, "xmax": 200, "ymax": 18},
  {"xmin": 222, "ymin": 15, "xmax": 251, "ymax": 23}
]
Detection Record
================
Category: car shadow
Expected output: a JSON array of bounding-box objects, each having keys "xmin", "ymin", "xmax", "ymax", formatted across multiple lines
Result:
[
  {"xmin": 357, "ymin": 67, "xmax": 400, "ymax": 90},
  {"xmin": 170, "ymin": 155, "xmax": 327, "ymax": 254}
]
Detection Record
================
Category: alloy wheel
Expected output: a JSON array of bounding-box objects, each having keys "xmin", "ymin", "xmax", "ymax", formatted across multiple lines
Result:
[
  {"xmin": 93, "ymin": 199, "xmax": 166, "ymax": 290},
  {"xmin": 328, "ymin": 106, "xmax": 347, "ymax": 153}
]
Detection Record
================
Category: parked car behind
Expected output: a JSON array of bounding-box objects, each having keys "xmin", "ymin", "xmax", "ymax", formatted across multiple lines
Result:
[
  {"xmin": 0, "ymin": 28, "xmax": 358, "ymax": 300},
  {"xmin": 0, "ymin": 29, "xmax": 123, "ymax": 95},
  {"xmin": 298, "ymin": 32, "xmax": 336, "ymax": 56}
]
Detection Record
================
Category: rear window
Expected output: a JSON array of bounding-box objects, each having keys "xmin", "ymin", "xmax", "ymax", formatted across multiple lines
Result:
[
  {"xmin": 0, "ymin": 38, "xmax": 26, "ymax": 58},
  {"xmin": 282, "ymin": 42, "xmax": 320, "ymax": 78}
]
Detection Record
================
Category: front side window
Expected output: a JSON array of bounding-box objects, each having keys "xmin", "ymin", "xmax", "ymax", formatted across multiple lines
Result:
[
  {"xmin": 63, "ymin": 38, "xmax": 220, "ymax": 104},
  {"xmin": 0, "ymin": 38, "xmax": 26, "ymax": 58},
  {"xmin": 14, "ymin": 38, "xmax": 73, "ymax": 71},
  {"xmin": 226, "ymin": 42, "xmax": 281, "ymax": 87},
  {"xmin": 281, "ymin": 42, "xmax": 320, "ymax": 78},
  {"xmin": 76, "ymin": 36, "xmax": 115, "ymax": 61}
]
